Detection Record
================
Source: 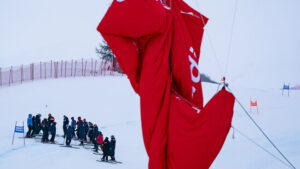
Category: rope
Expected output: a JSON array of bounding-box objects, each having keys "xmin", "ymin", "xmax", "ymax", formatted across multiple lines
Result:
[
  {"xmin": 231, "ymin": 126, "xmax": 293, "ymax": 169},
  {"xmin": 191, "ymin": 1, "xmax": 295, "ymax": 168},
  {"xmin": 224, "ymin": 0, "xmax": 239, "ymax": 77},
  {"xmin": 227, "ymin": 86, "xmax": 296, "ymax": 169}
]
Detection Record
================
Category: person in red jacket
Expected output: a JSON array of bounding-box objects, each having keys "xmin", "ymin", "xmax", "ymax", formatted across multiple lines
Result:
[{"xmin": 96, "ymin": 132, "xmax": 103, "ymax": 153}]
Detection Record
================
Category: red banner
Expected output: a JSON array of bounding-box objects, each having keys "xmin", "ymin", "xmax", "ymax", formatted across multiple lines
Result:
[{"xmin": 98, "ymin": 0, "xmax": 235, "ymax": 169}]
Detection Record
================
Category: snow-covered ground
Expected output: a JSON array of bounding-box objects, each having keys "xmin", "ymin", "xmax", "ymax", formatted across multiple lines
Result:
[{"xmin": 0, "ymin": 76, "xmax": 299, "ymax": 169}]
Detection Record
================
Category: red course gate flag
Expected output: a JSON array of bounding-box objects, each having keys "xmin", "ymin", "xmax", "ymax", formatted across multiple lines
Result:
[{"xmin": 98, "ymin": 0, "xmax": 235, "ymax": 169}]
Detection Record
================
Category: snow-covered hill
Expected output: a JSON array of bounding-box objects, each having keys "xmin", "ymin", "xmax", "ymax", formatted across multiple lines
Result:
[{"xmin": 0, "ymin": 76, "xmax": 299, "ymax": 169}]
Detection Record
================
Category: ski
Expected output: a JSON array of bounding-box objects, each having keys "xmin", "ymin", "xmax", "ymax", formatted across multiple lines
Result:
[
  {"xmin": 96, "ymin": 160, "xmax": 121, "ymax": 164},
  {"xmin": 59, "ymin": 145, "xmax": 80, "ymax": 149},
  {"xmin": 93, "ymin": 152, "xmax": 103, "ymax": 155},
  {"xmin": 109, "ymin": 160, "xmax": 122, "ymax": 164}
]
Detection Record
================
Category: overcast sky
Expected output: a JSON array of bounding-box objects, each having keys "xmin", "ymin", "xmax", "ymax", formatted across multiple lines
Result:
[{"xmin": 0, "ymin": 0, "xmax": 299, "ymax": 89}]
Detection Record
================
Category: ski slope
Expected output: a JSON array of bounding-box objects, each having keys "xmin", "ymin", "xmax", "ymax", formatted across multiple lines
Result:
[{"xmin": 0, "ymin": 76, "xmax": 299, "ymax": 169}]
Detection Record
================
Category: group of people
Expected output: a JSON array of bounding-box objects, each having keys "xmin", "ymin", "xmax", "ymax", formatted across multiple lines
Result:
[
  {"xmin": 26, "ymin": 113, "xmax": 56, "ymax": 143},
  {"xmin": 27, "ymin": 113, "xmax": 117, "ymax": 162}
]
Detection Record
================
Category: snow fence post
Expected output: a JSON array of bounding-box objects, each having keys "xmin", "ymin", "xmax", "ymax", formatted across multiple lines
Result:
[
  {"xmin": 12, "ymin": 121, "xmax": 17, "ymax": 145},
  {"xmin": 23, "ymin": 121, "xmax": 25, "ymax": 146},
  {"xmin": 0, "ymin": 67, "xmax": 2, "ymax": 87}
]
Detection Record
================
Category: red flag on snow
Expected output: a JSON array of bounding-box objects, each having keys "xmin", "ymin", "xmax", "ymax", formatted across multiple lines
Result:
[{"xmin": 98, "ymin": 0, "xmax": 235, "ymax": 169}]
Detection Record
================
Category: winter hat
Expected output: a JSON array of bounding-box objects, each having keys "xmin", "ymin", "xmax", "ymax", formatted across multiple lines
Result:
[{"xmin": 111, "ymin": 135, "xmax": 115, "ymax": 139}]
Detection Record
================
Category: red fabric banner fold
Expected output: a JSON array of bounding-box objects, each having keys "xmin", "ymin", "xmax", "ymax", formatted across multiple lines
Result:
[{"xmin": 98, "ymin": 0, "xmax": 235, "ymax": 169}]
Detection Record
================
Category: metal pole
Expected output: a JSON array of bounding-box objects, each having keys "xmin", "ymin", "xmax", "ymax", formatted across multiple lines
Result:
[
  {"xmin": 40, "ymin": 62, "xmax": 42, "ymax": 79},
  {"xmin": 23, "ymin": 121, "xmax": 25, "ymax": 146},
  {"xmin": 0, "ymin": 67, "xmax": 2, "ymax": 87},
  {"xmin": 74, "ymin": 61, "xmax": 77, "ymax": 77},
  {"xmin": 44, "ymin": 62, "xmax": 47, "ymax": 79},
  {"xmin": 71, "ymin": 59, "xmax": 73, "ymax": 77},
  {"xmin": 12, "ymin": 121, "xmax": 17, "ymax": 145}
]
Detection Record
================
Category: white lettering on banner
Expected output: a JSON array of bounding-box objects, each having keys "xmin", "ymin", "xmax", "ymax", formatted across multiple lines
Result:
[
  {"xmin": 188, "ymin": 55, "xmax": 200, "ymax": 83},
  {"xmin": 192, "ymin": 86, "xmax": 196, "ymax": 98},
  {"xmin": 188, "ymin": 47, "xmax": 201, "ymax": 98}
]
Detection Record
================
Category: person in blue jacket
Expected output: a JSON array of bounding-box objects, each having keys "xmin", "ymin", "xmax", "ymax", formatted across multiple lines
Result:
[
  {"xmin": 49, "ymin": 122, "xmax": 56, "ymax": 144},
  {"xmin": 26, "ymin": 114, "xmax": 33, "ymax": 138},
  {"xmin": 65, "ymin": 125, "xmax": 73, "ymax": 146},
  {"xmin": 71, "ymin": 117, "xmax": 76, "ymax": 138}
]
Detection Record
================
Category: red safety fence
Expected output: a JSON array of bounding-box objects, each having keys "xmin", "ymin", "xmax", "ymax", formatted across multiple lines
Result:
[{"xmin": 0, "ymin": 58, "xmax": 123, "ymax": 87}]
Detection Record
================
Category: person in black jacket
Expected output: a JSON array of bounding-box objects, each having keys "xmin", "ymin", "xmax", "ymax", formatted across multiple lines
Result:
[
  {"xmin": 31, "ymin": 116, "xmax": 36, "ymax": 137},
  {"xmin": 92, "ymin": 124, "xmax": 99, "ymax": 150},
  {"xmin": 109, "ymin": 135, "xmax": 116, "ymax": 161},
  {"xmin": 83, "ymin": 119, "xmax": 89, "ymax": 141},
  {"xmin": 63, "ymin": 115, "xmax": 69, "ymax": 138},
  {"xmin": 41, "ymin": 120, "xmax": 49, "ymax": 143},
  {"xmin": 101, "ymin": 137, "xmax": 110, "ymax": 161},
  {"xmin": 49, "ymin": 122, "xmax": 56, "ymax": 143},
  {"xmin": 88, "ymin": 122, "xmax": 94, "ymax": 143},
  {"xmin": 65, "ymin": 125, "xmax": 73, "ymax": 146},
  {"xmin": 35, "ymin": 114, "xmax": 42, "ymax": 134},
  {"xmin": 76, "ymin": 117, "xmax": 85, "ymax": 145}
]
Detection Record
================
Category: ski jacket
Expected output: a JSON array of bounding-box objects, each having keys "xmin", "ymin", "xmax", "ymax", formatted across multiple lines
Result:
[
  {"xmin": 77, "ymin": 120, "xmax": 85, "ymax": 139},
  {"xmin": 103, "ymin": 139, "xmax": 110, "ymax": 154},
  {"xmin": 83, "ymin": 121, "xmax": 89, "ymax": 133},
  {"xmin": 49, "ymin": 123, "xmax": 56, "ymax": 135},
  {"xmin": 110, "ymin": 138, "xmax": 116, "ymax": 151},
  {"xmin": 109, "ymin": 138, "xmax": 116, "ymax": 156},
  {"xmin": 66, "ymin": 126, "xmax": 73, "ymax": 139},
  {"xmin": 97, "ymin": 135, "xmax": 103, "ymax": 144},
  {"xmin": 27, "ymin": 114, "xmax": 33, "ymax": 126},
  {"xmin": 71, "ymin": 119, "xmax": 76, "ymax": 128},
  {"xmin": 63, "ymin": 117, "xmax": 69, "ymax": 127}
]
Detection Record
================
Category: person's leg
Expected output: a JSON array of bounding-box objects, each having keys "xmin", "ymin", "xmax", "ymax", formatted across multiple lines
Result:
[
  {"xmin": 26, "ymin": 126, "xmax": 31, "ymax": 137},
  {"xmin": 51, "ymin": 134, "xmax": 55, "ymax": 143},
  {"xmin": 95, "ymin": 144, "xmax": 98, "ymax": 152},
  {"xmin": 105, "ymin": 154, "xmax": 108, "ymax": 161},
  {"xmin": 111, "ymin": 153, "xmax": 115, "ymax": 161},
  {"xmin": 66, "ymin": 138, "xmax": 71, "ymax": 145},
  {"xmin": 30, "ymin": 127, "xmax": 35, "ymax": 137},
  {"xmin": 63, "ymin": 127, "xmax": 66, "ymax": 138}
]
